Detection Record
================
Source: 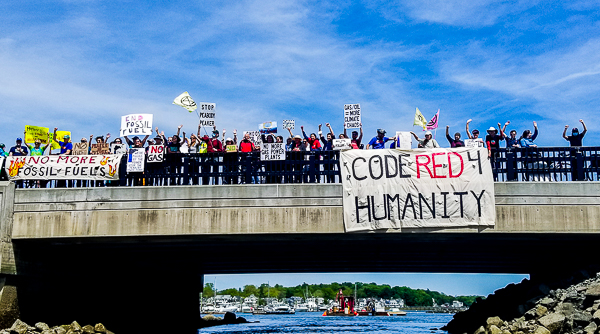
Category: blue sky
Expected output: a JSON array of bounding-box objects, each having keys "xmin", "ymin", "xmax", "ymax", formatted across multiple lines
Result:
[
  {"xmin": 205, "ymin": 273, "xmax": 530, "ymax": 296},
  {"xmin": 1, "ymin": 0, "xmax": 600, "ymax": 147}
]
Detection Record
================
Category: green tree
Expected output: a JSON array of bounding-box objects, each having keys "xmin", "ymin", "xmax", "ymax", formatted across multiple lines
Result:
[{"xmin": 203, "ymin": 283, "xmax": 214, "ymax": 297}]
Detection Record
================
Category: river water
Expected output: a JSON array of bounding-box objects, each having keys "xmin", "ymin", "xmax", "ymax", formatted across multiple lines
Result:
[{"xmin": 199, "ymin": 311, "xmax": 454, "ymax": 333}]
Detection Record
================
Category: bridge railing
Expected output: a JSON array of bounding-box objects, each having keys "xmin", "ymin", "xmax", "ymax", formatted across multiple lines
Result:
[{"xmin": 3, "ymin": 147, "xmax": 600, "ymax": 187}]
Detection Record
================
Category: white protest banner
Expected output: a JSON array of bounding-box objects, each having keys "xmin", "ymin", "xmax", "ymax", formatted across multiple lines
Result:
[
  {"xmin": 395, "ymin": 131, "xmax": 412, "ymax": 150},
  {"xmin": 120, "ymin": 114, "xmax": 153, "ymax": 137},
  {"xmin": 344, "ymin": 104, "xmax": 361, "ymax": 129},
  {"xmin": 0, "ymin": 157, "xmax": 4, "ymax": 170},
  {"xmin": 5, "ymin": 155, "xmax": 121, "ymax": 181},
  {"xmin": 333, "ymin": 139, "xmax": 352, "ymax": 150},
  {"xmin": 340, "ymin": 147, "xmax": 495, "ymax": 232},
  {"xmin": 259, "ymin": 121, "xmax": 277, "ymax": 134},
  {"xmin": 111, "ymin": 143, "xmax": 128, "ymax": 155},
  {"xmin": 243, "ymin": 131, "xmax": 262, "ymax": 146},
  {"xmin": 282, "ymin": 120, "xmax": 295, "ymax": 130},
  {"xmin": 464, "ymin": 139, "xmax": 485, "ymax": 148},
  {"xmin": 127, "ymin": 148, "xmax": 145, "ymax": 173},
  {"xmin": 147, "ymin": 145, "xmax": 164, "ymax": 163},
  {"xmin": 260, "ymin": 143, "xmax": 285, "ymax": 161},
  {"xmin": 198, "ymin": 103, "xmax": 216, "ymax": 127}
]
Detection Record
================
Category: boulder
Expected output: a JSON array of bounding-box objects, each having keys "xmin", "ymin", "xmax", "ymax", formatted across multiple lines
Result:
[
  {"xmin": 41, "ymin": 330, "xmax": 54, "ymax": 334},
  {"xmin": 584, "ymin": 322, "xmax": 597, "ymax": 334},
  {"xmin": 224, "ymin": 312, "xmax": 236, "ymax": 322},
  {"xmin": 69, "ymin": 321, "xmax": 81, "ymax": 332},
  {"xmin": 539, "ymin": 298, "xmax": 555, "ymax": 308},
  {"xmin": 487, "ymin": 317, "xmax": 505, "ymax": 328},
  {"xmin": 585, "ymin": 284, "xmax": 600, "ymax": 298},
  {"xmin": 81, "ymin": 325, "xmax": 94, "ymax": 334},
  {"xmin": 538, "ymin": 313, "xmax": 566, "ymax": 333},
  {"xmin": 9, "ymin": 319, "xmax": 30, "ymax": 334},
  {"xmin": 533, "ymin": 326, "xmax": 551, "ymax": 334},
  {"xmin": 556, "ymin": 303, "xmax": 576, "ymax": 316},
  {"xmin": 572, "ymin": 310, "xmax": 593, "ymax": 326},
  {"xmin": 93, "ymin": 324, "xmax": 107, "ymax": 333},
  {"xmin": 473, "ymin": 325, "xmax": 486, "ymax": 334},
  {"xmin": 53, "ymin": 326, "xmax": 67, "ymax": 334},
  {"xmin": 35, "ymin": 323, "xmax": 50, "ymax": 331},
  {"xmin": 488, "ymin": 325, "xmax": 502, "ymax": 334},
  {"xmin": 592, "ymin": 309, "xmax": 600, "ymax": 322}
]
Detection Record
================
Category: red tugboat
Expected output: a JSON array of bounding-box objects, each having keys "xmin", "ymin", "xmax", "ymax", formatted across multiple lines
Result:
[{"xmin": 323, "ymin": 289, "xmax": 357, "ymax": 316}]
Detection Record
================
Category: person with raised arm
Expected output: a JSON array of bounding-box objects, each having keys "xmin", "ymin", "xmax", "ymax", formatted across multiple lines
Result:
[
  {"xmin": 301, "ymin": 125, "xmax": 321, "ymax": 151},
  {"xmin": 485, "ymin": 123, "xmax": 505, "ymax": 158},
  {"xmin": 319, "ymin": 123, "xmax": 335, "ymax": 151},
  {"xmin": 465, "ymin": 119, "xmax": 484, "ymax": 147},
  {"xmin": 344, "ymin": 123, "xmax": 363, "ymax": 149},
  {"xmin": 446, "ymin": 125, "xmax": 464, "ymax": 148},
  {"xmin": 519, "ymin": 121, "xmax": 539, "ymax": 148},
  {"xmin": 410, "ymin": 130, "xmax": 439, "ymax": 148},
  {"xmin": 367, "ymin": 129, "xmax": 395, "ymax": 149},
  {"xmin": 500, "ymin": 121, "xmax": 520, "ymax": 148},
  {"xmin": 563, "ymin": 119, "xmax": 587, "ymax": 147},
  {"xmin": 52, "ymin": 128, "xmax": 72, "ymax": 155}
]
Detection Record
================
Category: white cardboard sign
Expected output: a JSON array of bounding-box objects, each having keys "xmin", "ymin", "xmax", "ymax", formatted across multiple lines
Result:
[
  {"xmin": 127, "ymin": 148, "xmax": 145, "ymax": 173},
  {"xmin": 198, "ymin": 103, "xmax": 216, "ymax": 127},
  {"xmin": 120, "ymin": 114, "xmax": 153, "ymax": 137},
  {"xmin": 395, "ymin": 131, "xmax": 412, "ymax": 150},
  {"xmin": 333, "ymin": 139, "xmax": 352, "ymax": 150},
  {"xmin": 344, "ymin": 104, "xmax": 361, "ymax": 129},
  {"xmin": 260, "ymin": 143, "xmax": 285, "ymax": 161}
]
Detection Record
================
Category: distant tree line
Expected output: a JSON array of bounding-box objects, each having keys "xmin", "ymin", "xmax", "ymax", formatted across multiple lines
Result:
[{"xmin": 202, "ymin": 282, "xmax": 481, "ymax": 307}]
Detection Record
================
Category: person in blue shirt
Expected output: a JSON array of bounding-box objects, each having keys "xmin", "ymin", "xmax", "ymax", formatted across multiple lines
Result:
[
  {"xmin": 0, "ymin": 143, "xmax": 8, "ymax": 157},
  {"xmin": 519, "ymin": 122, "xmax": 538, "ymax": 148},
  {"xmin": 52, "ymin": 128, "xmax": 73, "ymax": 155},
  {"xmin": 367, "ymin": 129, "xmax": 395, "ymax": 149}
]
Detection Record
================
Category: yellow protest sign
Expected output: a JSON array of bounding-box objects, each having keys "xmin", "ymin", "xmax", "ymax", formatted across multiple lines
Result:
[
  {"xmin": 24, "ymin": 125, "xmax": 50, "ymax": 144},
  {"xmin": 50, "ymin": 131, "xmax": 72, "ymax": 150},
  {"xmin": 226, "ymin": 145, "xmax": 237, "ymax": 152}
]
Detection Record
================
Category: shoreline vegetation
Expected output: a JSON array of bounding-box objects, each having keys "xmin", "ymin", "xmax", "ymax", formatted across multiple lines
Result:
[{"xmin": 205, "ymin": 281, "xmax": 481, "ymax": 307}]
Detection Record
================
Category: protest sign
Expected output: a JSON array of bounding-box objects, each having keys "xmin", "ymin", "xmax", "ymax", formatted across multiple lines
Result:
[
  {"xmin": 198, "ymin": 103, "xmax": 216, "ymax": 127},
  {"xmin": 111, "ymin": 143, "xmax": 128, "ymax": 155},
  {"xmin": 147, "ymin": 145, "xmax": 164, "ymax": 163},
  {"xmin": 5, "ymin": 155, "xmax": 121, "ymax": 181},
  {"xmin": 127, "ymin": 148, "xmax": 145, "ymax": 173},
  {"xmin": 344, "ymin": 104, "xmax": 361, "ymax": 129},
  {"xmin": 261, "ymin": 143, "xmax": 285, "ymax": 161},
  {"xmin": 243, "ymin": 131, "xmax": 262, "ymax": 146},
  {"xmin": 50, "ymin": 131, "xmax": 72, "ymax": 150},
  {"xmin": 339, "ymin": 147, "xmax": 495, "ymax": 232},
  {"xmin": 464, "ymin": 139, "xmax": 485, "ymax": 148},
  {"xmin": 282, "ymin": 120, "xmax": 295, "ymax": 130},
  {"xmin": 25, "ymin": 125, "xmax": 49, "ymax": 144},
  {"xmin": 72, "ymin": 142, "xmax": 89, "ymax": 155},
  {"xmin": 120, "ymin": 114, "xmax": 153, "ymax": 137},
  {"xmin": 226, "ymin": 145, "xmax": 237, "ymax": 152},
  {"xmin": 259, "ymin": 121, "xmax": 277, "ymax": 134},
  {"xmin": 173, "ymin": 91, "xmax": 197, "ymax": 112},
  {"xmin": 333, "ymin": 139, "xmax": 352, "ymax": 150},
  {"xmin": 91, "ymin": 143, "xmax": 110, "ymax": 155},
  {"xmin": 395, "ymin": 131, "xmax": 412, "ymax": 150}
]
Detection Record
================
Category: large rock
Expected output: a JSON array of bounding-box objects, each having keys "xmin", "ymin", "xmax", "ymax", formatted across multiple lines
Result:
[
  {"xmin": 488, "ymin": 325, "xmax": 502, "ymax": 334},
  {"xmin": 592, "ymin": 309, "xmax": 600, "ymax": 322},
  {"xmin": 224, "ymin": 312, "xmax": 236, "ymax": 322},
  {"xmin": 473, "ymin": 325, "xmax": 486, "ymax": 334},
  {"xmin": 585, "ymin": 284, "xmax": 600, "ymax": 298},
  {"xmin": 526, "ymin": 305, "xmax": 548, "ymax": 320},
  {"xmin": 9, "ymin": 319, "xmax": 29, "ymax": 334},
  {"xmin": 81, "ymin": 325, "xmax": 95, "ymax": 334},
  {"xmin": 572, "ymin": 310, "xmax": 593, "ymax": 326},
  {"xmin": 487, "ymin": 316, "xmax": 504, "ymax": 328},
  {"xmin": 53, "ymin": 326, "xmax": 67, "ymax": 334},
  {"xmin": 35, "ymin": 323, "xmax": 50, "ymax": 331},
  {"xmin": 539, "ymin": 298, "xmax": 555, "ymax": 308},
  {"xmin": 533, "ymin": 326, "xmax": 551, "ymax": 334},
  {"xmin": 556, "ymin": 303, "xmax": 576, "ymax": 316},
  {"xmin": 538, "ymin": 313, "xmax": 566, "ymax": 333},
  {"xmin": 93, "ymin": 323, "xmax": 107, "ymax": 333},
  {"xmin": 584, "ymin": 322, "xmax": 597, "ymax": 334},
  {"xmin": 69, "ymin": 321, "xmax": 81, "ymax": 332}
]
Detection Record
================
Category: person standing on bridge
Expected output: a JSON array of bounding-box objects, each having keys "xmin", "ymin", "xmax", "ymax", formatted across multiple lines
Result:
[
  {"xmin": 344, "ymin": 123, "xmax": 363, "ymax": 149},
  {"xmin": 367, "ymin": 129, "xmax": 395, "ymax": 149},
  {"xmin": 563, "ymin": 119, "xmax": 587, "ymax": 147},
  {"xmin": 446, "ymin": 125, "xmax": 464, "ymax": 147},
  {"xmin": 519, "ymin": 122, "xmax": 539, "ymax": 148},
  {"xmin": 410, "ymin": 130, "xmax": 439, "ymax": 148}
]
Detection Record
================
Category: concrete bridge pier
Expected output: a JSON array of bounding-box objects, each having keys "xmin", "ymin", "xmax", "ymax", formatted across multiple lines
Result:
[{"xmin": 13, "ymin": 240, "xmax": 204, "ymax": 333}]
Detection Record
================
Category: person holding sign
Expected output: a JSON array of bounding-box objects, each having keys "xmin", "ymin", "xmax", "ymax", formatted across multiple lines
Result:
[
  {"xmin": 125, "ymin": 134, "xmax": 149, "ymax": 149},
  {"xmin": 465, "ymin": 119, "xmax": 485, "ymax": 147},
  {"xmin": 410, "ymin": 130, "xmax": 440, "ymax": 148},
  {"xmin": 222, "ymin": 132, "xmax": 239, "ymax": 185},
  {"xmin": 445, "ymin": 126, "xmax": 464, "ymax": 147},
  {"xmin": 343, "ymin": 123, "xmax": 363, "ymax": 149},
  {"xmin": 52, "ymin": 128, "xmax": 72, "ymax": 155},
  {"xmin": 366, "ymin": 129, "xmax": 395, "ymax": 149}
]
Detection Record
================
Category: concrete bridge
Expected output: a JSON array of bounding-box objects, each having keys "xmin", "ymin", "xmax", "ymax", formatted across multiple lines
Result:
[{"xmin": 1, "ymin": 181, "xmax": 600, "ymax": 332}]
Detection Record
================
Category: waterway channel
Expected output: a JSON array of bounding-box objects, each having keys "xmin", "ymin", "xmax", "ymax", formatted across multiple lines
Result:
[{"xmin": 198, "ymin": 311, "xmax": 453, "ymax": 333}]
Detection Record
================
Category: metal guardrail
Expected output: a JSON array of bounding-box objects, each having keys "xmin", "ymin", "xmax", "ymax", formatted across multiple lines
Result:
[{"xmin": 3, "ymin": 147, "xmax": 600, "ymax": 187}]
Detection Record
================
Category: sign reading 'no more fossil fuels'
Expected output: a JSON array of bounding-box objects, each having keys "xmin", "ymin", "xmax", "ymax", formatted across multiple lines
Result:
[{"xmin": 340, "ymin": 147, "xmax": 495, "ymax": 232}]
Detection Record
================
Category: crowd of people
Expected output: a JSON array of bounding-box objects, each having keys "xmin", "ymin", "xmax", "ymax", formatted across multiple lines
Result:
[{"xmin": 0, "ymin": 118, "xmax": 590, "ymax": 187}]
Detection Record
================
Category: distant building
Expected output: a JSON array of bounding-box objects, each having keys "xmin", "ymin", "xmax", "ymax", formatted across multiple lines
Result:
[{"xmin": 452, "ymin": 300, "xmax": 464, "ymax": 308}]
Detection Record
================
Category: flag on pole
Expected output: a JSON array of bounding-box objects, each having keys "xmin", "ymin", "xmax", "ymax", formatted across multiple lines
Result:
[
  {"xmin": 413, "ymin": 108, "xmax": 427, "ymax": 130},
  {"xmin": 173, "ymin": 91, "xmax": 197, "ymax": 113},
  {"xmin": 426, "ymin": 109, "xmax": 440, "ymax": 130}
]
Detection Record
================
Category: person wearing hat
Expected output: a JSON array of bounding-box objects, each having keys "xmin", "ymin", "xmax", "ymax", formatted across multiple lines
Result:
[
  {"xmin": 0, "ymin": 143, "xmax": 8, "ymax": 157},
  {"xmin": 344, "ymin": 122, "xmax": 363, "ymax": 149},
  {"xmin": 367, "ymin": 129, "xmax": 395, "ymax": 149},
  {"xmin": 563, "ymin": 119, "xmax": 587, "ymax": 147},
  {"xmin": 9, "ymin": 137, "xmax": 29, "ymax": 156},
  {"xmin": 485, "ymin": 124, "xmax": 504, "ymax": 158},
  {"xmin": 27, "ymin": 138, "xmax": 50, "ymax": 156},
  {"xmin": 465, "ymin": 119, "xmax": 485, "ymax": 147},
  {"xmin": 445, "ymin": 125, "xmax": 464, "ymax": 147},
  {"xmin": 206, "ymin": 126, "xmax": 224, "ymax": 153},
  {"xmin": 410, "ymin": 130, "xmax": 440, "ymax": 148},
  {"xmin": 52, "ymin": 128, "xmax": 73, "ymax": 155}
]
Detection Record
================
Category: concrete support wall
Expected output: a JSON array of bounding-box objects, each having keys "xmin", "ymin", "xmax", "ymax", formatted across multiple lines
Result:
[
  {"xmin": 0, "ymin": 181, "xmax": 15, "ymax": 274},
  {"xmin": 9, "ymin": 182, "xmax": 600, "ymax": 239}
]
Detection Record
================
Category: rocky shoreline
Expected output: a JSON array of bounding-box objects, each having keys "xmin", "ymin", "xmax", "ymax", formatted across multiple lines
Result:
[
  {"xmin": 198, "ymin": 312, "xmax": 256, "ymax": 328},
  {"xmin": 0, "ymin": 320, "xmax": 112, "ymax": 334},
  {"xmin": 444, "ymin": 268, "xmax": 600, "ymax": 334}
]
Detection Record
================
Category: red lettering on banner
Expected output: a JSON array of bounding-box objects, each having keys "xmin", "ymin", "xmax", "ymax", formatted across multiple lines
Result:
[
  {"xmin": 448, "ymin": 152, "xmax": 464, "ymax": 178},
  {"xmin": 89, "ymin": 156, "xmax": 96, "ymax": 164},
  {"xmin": 57, "ymin": 156, "xmax": 68, "ymax": 163},
  {"xmin": 431, "ymin": 152, "xmax": 446, "ymax": 178},
  {"xmin": 79, "ymin": 156, "xmax": 88, "ymax": 163},
  {"xmin": 416, "ymin": 155, "xmax": 433, "ymax": 179}
]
